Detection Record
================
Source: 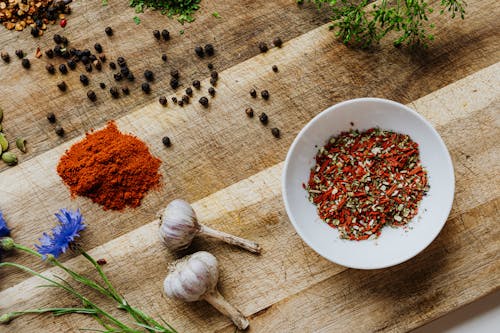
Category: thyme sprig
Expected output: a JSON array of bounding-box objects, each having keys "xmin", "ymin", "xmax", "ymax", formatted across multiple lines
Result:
[
  {"xmin": 298, "ymin": 0, "xmax": 466, "ymax": 48},
  {"xmin": 130, "ymin": 0, "xmax": 201, "ymax": 24}
]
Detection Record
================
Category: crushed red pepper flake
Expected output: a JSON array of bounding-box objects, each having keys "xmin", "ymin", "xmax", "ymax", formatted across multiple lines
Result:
[{"xmin": 306, "ymin": 128, "xmax": 429, "ymax": 240}]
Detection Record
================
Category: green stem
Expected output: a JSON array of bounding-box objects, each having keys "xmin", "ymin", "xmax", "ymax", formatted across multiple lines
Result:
[{"xmin": 0, "ymin": 262, "xmax": 139, "ymax": 333}]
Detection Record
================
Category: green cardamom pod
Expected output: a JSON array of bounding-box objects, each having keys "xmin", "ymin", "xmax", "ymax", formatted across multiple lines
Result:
[
  {"xmin": 0, "ymin": 133, "xmax": 8, "ymax": 152},
  {"xmin": 2, "ymin": 151, "xmax": 17, "ymax": 165},
  {"xmin": 16, "ymin": 137, "xmax": 27, "ymax": 153}
]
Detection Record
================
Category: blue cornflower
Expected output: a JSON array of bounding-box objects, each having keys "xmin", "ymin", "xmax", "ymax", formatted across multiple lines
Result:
[
  {"xmin": 35, "ymin": 209, "xmax": 86, "ymax": 259},
  {"xmin": 0, "ymin": 211, "xmax": 11, "ymax": 237}
]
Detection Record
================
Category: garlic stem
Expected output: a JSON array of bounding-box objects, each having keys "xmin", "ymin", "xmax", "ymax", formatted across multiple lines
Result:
[
  {"xmin": 203, "ymin": 289, "xmax": 249, "ymax": 330},
  {"xmin": 199, "ymin": 224, "xmax": 261, "ymax": 254}
]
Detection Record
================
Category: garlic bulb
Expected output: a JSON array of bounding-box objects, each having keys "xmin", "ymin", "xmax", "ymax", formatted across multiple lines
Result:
[
  {"xmin": 159, "ymin": 199, "xmax": 261, "ymax": 254},
  {"xmin": 164, "ymin": 251, "xmax": 249, "ymax": 330}
]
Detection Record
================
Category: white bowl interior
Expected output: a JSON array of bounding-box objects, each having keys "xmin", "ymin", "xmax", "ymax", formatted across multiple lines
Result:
[{"xmin": 282, "ymin": 98, "xmax": 454, "ymax": 269}]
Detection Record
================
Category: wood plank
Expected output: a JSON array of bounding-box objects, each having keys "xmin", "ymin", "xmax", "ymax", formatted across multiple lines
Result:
[
  {"xmin": 1, "ymin": 63, "xmax": 498, "ymax": 332},
  {"xmin": 0, "ymin": 0, "xmax": 330, "ymax": 168},
  {"xmin": 1, "ymin": 0, "xmax": 499, "ymax": 290}
]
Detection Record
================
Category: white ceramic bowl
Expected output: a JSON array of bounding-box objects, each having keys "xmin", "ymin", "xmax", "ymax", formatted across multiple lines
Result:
[{"xmin": 282, "ymin": 98, "xmax": 454, "ymax": 269}]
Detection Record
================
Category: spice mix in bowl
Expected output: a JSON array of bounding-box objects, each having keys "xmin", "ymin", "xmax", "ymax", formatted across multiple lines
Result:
[{"xmin": 282, "ymin": 98, "xmax": 454, "ymax": 269}]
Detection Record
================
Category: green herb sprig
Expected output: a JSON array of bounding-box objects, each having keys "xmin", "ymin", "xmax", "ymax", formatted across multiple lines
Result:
[
  {"xmin": 130, "ymin": 0, "xmax": 201, "ymax": 24},
  {"xmin": 298, "ymin": 0, "xmax": 466, "ymax": 48}
]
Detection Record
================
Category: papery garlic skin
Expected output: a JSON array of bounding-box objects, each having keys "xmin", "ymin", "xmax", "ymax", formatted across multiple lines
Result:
[
  {"xmin": 159, "ymin": 199, "xmax": 201, "ymax": 251},
  {"xmin": 164, "ymin": 251, "xmax": 219, "ymax": 302}
]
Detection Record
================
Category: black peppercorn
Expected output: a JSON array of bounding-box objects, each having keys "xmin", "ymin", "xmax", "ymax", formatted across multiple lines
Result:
[
  {"xmin": 80, "ymin": 74, "xmax": 89, "ymax": 86},
  {"xmin": 99, "ymin": 82, "xmax": 106, "ymax": 89},
  {"xmin": 272, "ymin": 65, "xmax": 278, "ymax": 72},
  {"xmin": 81, "ymin": 56, "xmax": 90, "ymax": 65},
  {"xmin": 35, "ymin": 19, "xmax": 43, "ymax": 28},
  {"xmin": 94, "ymin": 60, "xmax": 102, "ymax": 71},
  {"xmin": 250, "ymin": 89, "xmax": 257, "ymax": 98},
  {"xmin": 261, "ymin": 90, "xmax": 270, "ymax": 100},
  {"xmin": 60, "ymin": 36, "xmax": 69, "ymax": 45},
  {"xmin": 94, "ymin": 43, "xmax": 103, "ymax": 53},
  {"xmin": 82, "ymin": 49, "xmax": 91, "ymax": 57},
  {"xmin": 162, "ymin": 136, "xmax": 171, "ymax": 147},
  {"xmin": 273, "ymin": 37, "xmax": 283, "ymax": 47},
  {"xmin": 161, "ymin": 29, "xmax": 170, "ymax": 41},
  {"xmin": 57, "ymin": 81, "xmax": 67, "ymax": 92},
  {"xmin": 178, "ymin": 100, "xmax": 184, "ymax": 107},
  {"xmin": 161, "ymin": 53, "xmax": 167, "ymax": 62},
  {"xmin": 85, "ymin": 63, "xmax": 92, "ymax": 73},
  {"xmin": 127, "ymin": 73, "xmax": 135, "ymax": 81},
  {"xmin": 47, "ymin": 112, "xmax": 56, "ymax": 123},
  {"xmin": 1, "ymin": 52, "xmax": 10, "ymax": 63},
  {"xmin": 199, "ymin": 96, "xmax": 209, "ymax": 107},
  {"xmin": 99, "ymin": 54, "xmax": 106, "ymax": 62},
  {"xmin": 208, "ymin": 87, "xmax": 216, "ymax": 96},
  {"xmin": 210, "ymin": 77, "xmax": 217, "ymax": 86},
  {"xmin": 171, "ymin": 96, "xmax": 177, "ymax": 104},
  {"xmin": 114, "ymin": 73, "xmax": 123, "ymax": 81},
  {"xmin": 120, "ymin": 67, "xmax": 129, "ymax": 76},
  {"xmin": 55, "ymin": 125, "xmax": 65, "ymax": 136},
  {"xmin": 31, "ymin": 27, "xmax": 40, "ymax": 38},
  {"xmin": 185, "ymin": 87, "xmax": 193, "ymax": 96},
  {"xmin": 53, "ymin": 45, "xmax": 62, "ymax": 56},
  {"xmin": 170, "ymin": 78, "xmax": 179, "ymax": 89},
  {"xmin": 210, "ymin": 71, "xmax": 218, "ymax": 80},
  {"xmin": 245, "ymin": 107, "xmax": 254, "ymax": 117},
  {"xmin": 194, "ymin": 46, "xmax": 204, "ymax": 57},
  {"xmin": 61, "ymin": 50, "xmax": 70, "ymax": 59},
  {"xmin": 105, "ymin": 27, "xmax": 113, "ymax": 36},
  {"xmin": 46, "ymin": 64, "xmax": 56, "ymax": 74},
  {"xmin": 109, "ymin": 62, "xmax": 116, "ymax": 70},
  {"xmin": 53, "ymin": 34, "xmax": 63, "ymax": 44},
  {"xmin": 204, "ymin": 44, "xmax": 214, "ymax": 56},
  {"xmin": 159, "ymin": 96, "xmax": 167, "ymax": 106},
  {"xmin": 59, "ymin": 63, "xmax": 68, "ymax": 74},
  {"xmin": 117, "ymin": 57, "xmax": 126, "ymax": 67},
  {"xmin": 144, "ymin": 70, "xmax": 154, "ymax": 82},
  {"xmin": 45, "ymin": 49, "xmax": 54, "ymax": 58},
  {"xmin": 153, "ymin": 30, "xmax": 161, "ymax": 39},
  {"xmin": 258, "ymin": 42, "xmax": 268, "ymax": 53},
  {"xmin": 21, "ymin": 58, "xmax": 30, "ymax": 69},
  {"xmin": 121, "ymin": 86, "xmax": 130, "ymax": 95},
  {"xmin": 87, "ymin": 90, "xmax": 97, "ymax": 101},
  {"xmin": 15, "ymin": 49, "xmax": 24, "ymax": 59},
  {"xmin": 182, "ymin": 95, "xmax": 190, "ymax": 104},
  {"xmin": 259, "ymin": 112, "xmax": 269, "ymax": 125},
  {"xmin": 69, "ymin": 48, "xmax": 77, "ymax": 56},
  {"xmin": 109, "ymin": 87, "xmax": 119, "ymax": 98},
  {"xmin": 89, "ymin": 54, "xmax": 97, "ymax": 62},
  {"xmin": 67, "ymin": 60, "xmax": 76, "ymax": 70},
  {"xmin": 192, "ymin": 80, "xmax": 201, "ymax": 89},
  {"xmin": 206, "ymin": 63, "xmax": 213, "ymax": 70},
  {"xmin": 271, "ymin": 127, "xmax": 280, "ymax": 138},
  {"xmin": 170, "ymin": 69, "xmax": 179, "ymax": 79},
  {"xmin": 141, "ymin": 82, "xmax": 151, "ymax": 94}
]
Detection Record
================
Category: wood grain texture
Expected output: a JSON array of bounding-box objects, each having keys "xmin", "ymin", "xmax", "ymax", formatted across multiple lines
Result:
[
  {"xmin": 0, "ymin": 0, "xmax": 499, "ymax": 331},
  {"xmin": 1, "ymin": 62, "xmax": 499, "ymax": 332},
  {"xmin": 1, "ymin": 0, "xmax": 499, "ymax": 290}
]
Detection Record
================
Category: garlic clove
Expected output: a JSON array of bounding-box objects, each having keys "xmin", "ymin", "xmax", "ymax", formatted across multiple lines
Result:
[
  {"xmin": 159, "ymin": 199, "xmax": 201, "ymax": 251},
  {"xmin": 163, "ymin": 251, "xmax": 249, "ymax": 330}
]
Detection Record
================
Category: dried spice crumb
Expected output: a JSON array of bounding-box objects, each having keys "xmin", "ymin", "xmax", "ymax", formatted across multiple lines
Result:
[{"xmin": 306, "ymin": 128, "xmax": 429, "ymax": 241}]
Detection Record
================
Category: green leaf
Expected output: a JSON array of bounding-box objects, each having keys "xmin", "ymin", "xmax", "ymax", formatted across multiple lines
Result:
[
  {"xmin": 133, "ymin": 16, "xmax": 141, "ymax": 25},
  {"xmin": 102, "ymin": 0, "xmax": 108, "ymax": 6},
  {"xmin": 212, "ymin": 11, "xmax": 221, "ymax": 18}
]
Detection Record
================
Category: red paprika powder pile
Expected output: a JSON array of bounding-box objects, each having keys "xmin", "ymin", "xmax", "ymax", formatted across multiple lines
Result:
[{"xmin": 57, "ymin": 121, "xmax": 161, "ymax": 210}]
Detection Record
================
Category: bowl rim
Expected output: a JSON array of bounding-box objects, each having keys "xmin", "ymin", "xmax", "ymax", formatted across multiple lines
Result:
[{"xmin": 282, "ymin": 97, "xmax": 455, "ymax": 269}]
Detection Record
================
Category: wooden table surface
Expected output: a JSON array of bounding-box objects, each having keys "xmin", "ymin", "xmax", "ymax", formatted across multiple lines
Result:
[{"xmin": 0, "ymin": 0, "xmax": 499, "ymax": 332}]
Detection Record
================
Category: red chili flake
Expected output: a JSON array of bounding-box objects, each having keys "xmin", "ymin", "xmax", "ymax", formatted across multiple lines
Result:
[
  {"xmin": 96, "ymin": 258, "xmax": 107, "ymax": 265},
  {"xmin": 60, "ymin": 19, "xmax": 67, "ymax": 28},
  {"xmin": 306, "ymin": 128, "xmax": 429, "ymax": 240}
]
